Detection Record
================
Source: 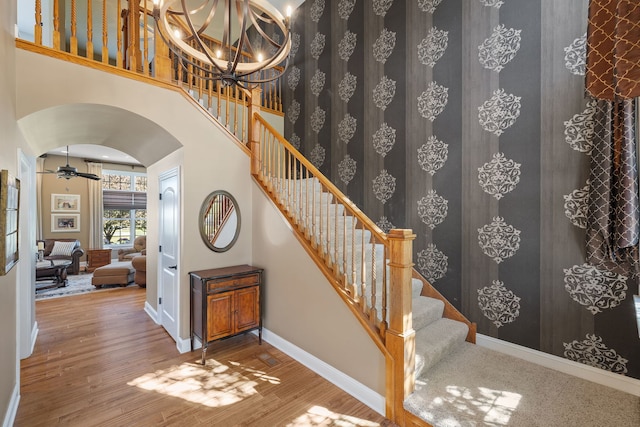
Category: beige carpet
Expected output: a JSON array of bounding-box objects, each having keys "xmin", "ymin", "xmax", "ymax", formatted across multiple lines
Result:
[{"xmin": 404, "ymin": 342, "xmax": 640, "ymax": 426}]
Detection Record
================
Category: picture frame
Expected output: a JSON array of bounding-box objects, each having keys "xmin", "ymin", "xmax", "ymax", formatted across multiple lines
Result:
[
  {"xmin": 51, "ymin": 193, "xmax": 80, "ymax": 212},
  {"xmin": 0, "ymin": 170, "xmax": 20, "ymax": 276},
  {"xmin": 51, "ymin": 213, "xmax": 80, "ymax": 232}
]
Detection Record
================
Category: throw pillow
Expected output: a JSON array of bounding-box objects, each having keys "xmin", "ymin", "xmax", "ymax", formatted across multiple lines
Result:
[{"xmin": 50, "ymin": 241, "xmax": 76, "ymax": 257}]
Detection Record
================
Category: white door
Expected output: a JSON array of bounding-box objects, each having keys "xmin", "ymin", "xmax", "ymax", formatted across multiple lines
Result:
[{"xmin": 159, "ymin": 168, "xmax": 180, "ymax": 342}]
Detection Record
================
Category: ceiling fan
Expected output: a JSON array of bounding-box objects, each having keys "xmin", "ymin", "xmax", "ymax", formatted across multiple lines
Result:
[{"xmin": 39, "ymin": 146, "xmax": 101, "ymax": 181}]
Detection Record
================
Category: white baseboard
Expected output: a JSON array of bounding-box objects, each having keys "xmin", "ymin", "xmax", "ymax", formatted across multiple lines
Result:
[
  {"xmin": 256, "ymin": 329, "xmax": 386, "ymax": 416},
  {"xmin": 176, "ymin": 336, "xmax": 192, "ymax": 353},
  {"xmin": 476, "ymin": 334, "xmax": 640, "ymax": 397},
  {"xmin": 2, "ymin": 383, "xmax": 19, "ymax": 427},
  {"xmin": 29, "ymin": 321, "xmax": 39, "ymax": 356},
  {"xmin": 144, "ymin": 301, "xmax": 159, "ymax": 324}
]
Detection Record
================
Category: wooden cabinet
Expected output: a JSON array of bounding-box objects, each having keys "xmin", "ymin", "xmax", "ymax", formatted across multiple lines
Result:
[
  {"xmin": 86, "ymin": 249, "xmax": 111, "ymax": 272},
  {"xmin": 189, "ymin": 264, "xmax": 263, "ymax": 364}
]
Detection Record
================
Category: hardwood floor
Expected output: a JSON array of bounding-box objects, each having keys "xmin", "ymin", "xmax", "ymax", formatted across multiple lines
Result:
[{"xmin": 16, "ymin": 288, "xmax": 393, "ymax": 427}]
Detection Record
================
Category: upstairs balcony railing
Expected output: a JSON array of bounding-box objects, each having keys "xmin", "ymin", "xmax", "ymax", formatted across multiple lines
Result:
[{"xmin": 25, "ymin": 0, "xmax": 283, "ymax": 133}]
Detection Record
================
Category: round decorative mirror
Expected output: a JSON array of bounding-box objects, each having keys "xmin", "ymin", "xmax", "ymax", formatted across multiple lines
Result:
[{"xmin": 199, "ymin": 190, "xmax": 240, "ymax": 252}]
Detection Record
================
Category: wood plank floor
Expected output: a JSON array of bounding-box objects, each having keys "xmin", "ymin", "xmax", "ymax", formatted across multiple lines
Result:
[{"xmin": 16, "ymin": 287, "xmax": 394, "ymax": 427}]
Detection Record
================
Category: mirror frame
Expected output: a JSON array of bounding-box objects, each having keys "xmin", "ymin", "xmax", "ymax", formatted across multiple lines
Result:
[{"xmin": 198, "ymin": 190, "xmax": 241, "ymax": 253}]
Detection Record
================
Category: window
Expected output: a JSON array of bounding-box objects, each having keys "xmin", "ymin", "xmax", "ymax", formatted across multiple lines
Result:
[{"xmin": 102, "ymin": 171, "xmax": 147, "ymax": 247}]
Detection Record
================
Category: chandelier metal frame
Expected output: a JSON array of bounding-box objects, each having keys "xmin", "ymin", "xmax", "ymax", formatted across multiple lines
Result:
[{"xmin": 152, "ymin": 0, "xmax": 292, "ymax": 88}]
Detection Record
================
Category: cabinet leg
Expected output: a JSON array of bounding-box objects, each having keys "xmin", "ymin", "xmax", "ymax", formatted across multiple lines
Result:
[
  {"xmin": 258, "ymin": 327, "xmax": 262, "ymax": 345},
  {"xmin": 201, "ymin": 345, "xmax": 207, "ymax": 365}
]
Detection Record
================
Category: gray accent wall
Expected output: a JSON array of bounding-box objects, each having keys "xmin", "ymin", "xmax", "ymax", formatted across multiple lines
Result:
[{"xmin": 284, "ymin": 0, "xmax": 639, "ymax": 380}]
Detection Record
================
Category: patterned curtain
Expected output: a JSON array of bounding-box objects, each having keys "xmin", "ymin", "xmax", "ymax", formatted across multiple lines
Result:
[
  {"xmin": 585, "ymin": 0, "xmax": 640, "ymax": 277},
  {"xmin": 36, "ymin": 157, "xmax": 45, "ymax": 240}
]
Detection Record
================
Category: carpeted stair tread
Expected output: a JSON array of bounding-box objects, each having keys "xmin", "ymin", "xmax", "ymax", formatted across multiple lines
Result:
[
  {"xmin": 411, "ymin": 278, "xmax": 423, "ymax": 298},
  {"xmin": 405, "ymin": 342, "xmax": 640, "ymax": 426},
  {"xmin": 412, "ymin": 296, "xmax": 445, "ymax": 332},
  {"xmin": 414, "ymin": 318, "xmax": 468, "ymax": 380}
]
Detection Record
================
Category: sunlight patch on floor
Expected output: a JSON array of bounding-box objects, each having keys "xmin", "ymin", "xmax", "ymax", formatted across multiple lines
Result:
[
  {"xmin": 429, "ymin": 385, "xmax": 522, "ymax": 426},
  {"xmin": 127, "ymin": 359, "xmax": 281, "ymax": 408},
  {"xmin": 286, "ymin": 405, "xmax": 381, "ymax": 427}
]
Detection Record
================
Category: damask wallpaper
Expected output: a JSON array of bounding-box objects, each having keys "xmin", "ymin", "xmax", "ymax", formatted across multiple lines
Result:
[{"xmin": 283, "ymin": 0, "xmax": 639, "ymax": 380}]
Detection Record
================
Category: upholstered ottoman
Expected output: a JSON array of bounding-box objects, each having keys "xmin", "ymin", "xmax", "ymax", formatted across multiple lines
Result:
[{"xmin": 91, "ymin": 261, "xmax": 135, "ymax": 288}]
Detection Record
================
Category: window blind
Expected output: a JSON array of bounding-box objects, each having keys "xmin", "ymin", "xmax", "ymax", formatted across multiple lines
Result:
[{"xmin": 103, "ymin": 190, "xmax": 147, "ymax": 210}]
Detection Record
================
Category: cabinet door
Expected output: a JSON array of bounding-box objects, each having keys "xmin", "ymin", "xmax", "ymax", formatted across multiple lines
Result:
[
  {"xmin": 235, "ymin": 286, "xmax": 260, "ymax": 332},
  {"xmin": 207, "ymin": 291, "xmax": 234, "ymax": 341}
]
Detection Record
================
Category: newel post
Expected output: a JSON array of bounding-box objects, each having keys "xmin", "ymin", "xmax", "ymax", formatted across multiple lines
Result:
[
  {"xmin": 385, "ymin": 228, "xmax": 416, "ymax": 423},
  {"xmin": 248, "ymin": 87, "xmax": 262, "ymax": 176}
]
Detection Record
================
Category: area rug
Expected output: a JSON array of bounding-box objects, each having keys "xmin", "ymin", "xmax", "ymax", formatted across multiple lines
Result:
[{"xmin": 35, "ymin": 273, "xmax": 138, "ymax": 300}]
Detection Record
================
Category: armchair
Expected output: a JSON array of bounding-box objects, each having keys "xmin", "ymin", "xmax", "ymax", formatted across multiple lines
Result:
[
  {"xmin": 118, "ymin": 235, "xmax": 146, "ymax": 261},
  {"xmin": 38, "ymin": 239, "xmax": 84, "ymax": 275}
]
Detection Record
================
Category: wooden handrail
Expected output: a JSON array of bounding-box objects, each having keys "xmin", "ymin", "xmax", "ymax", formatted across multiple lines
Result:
[{"xmin": 253, "ymin": 114, "xmax": 389, "ymax": 245}]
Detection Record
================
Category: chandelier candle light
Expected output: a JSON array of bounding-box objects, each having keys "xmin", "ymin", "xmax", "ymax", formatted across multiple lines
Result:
[{"xmin": 152, "ymin": 0, "xmax": 292, "ymax": 88}]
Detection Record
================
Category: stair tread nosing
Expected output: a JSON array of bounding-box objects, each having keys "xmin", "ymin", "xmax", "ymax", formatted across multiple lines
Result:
[{"xmin": 414, "ymin": 318, "xmax": 469, "ymax": 380}]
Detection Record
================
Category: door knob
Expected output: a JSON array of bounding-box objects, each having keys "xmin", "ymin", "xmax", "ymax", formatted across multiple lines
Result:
[{"xmin": 168, "ymin": 265, "xmax": 177, "ymax": 270}]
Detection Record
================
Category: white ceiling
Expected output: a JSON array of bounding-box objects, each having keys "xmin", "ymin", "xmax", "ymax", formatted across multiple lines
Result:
[{"xmin": 46, "ymin": 144, "xmax": 141, "ymax": 165}]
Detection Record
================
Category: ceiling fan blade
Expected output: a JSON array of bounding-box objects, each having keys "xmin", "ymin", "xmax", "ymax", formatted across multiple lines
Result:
[
  {"xmin": 75, "ymin": 172, "xmax": 101, "ymax": 181},
  {"xmin": 36, "ymin": 170, "xmax": 56, "ymax": 174}
]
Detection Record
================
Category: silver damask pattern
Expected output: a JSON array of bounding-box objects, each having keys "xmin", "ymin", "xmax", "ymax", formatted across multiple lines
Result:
[
  {"xmin": 478, "ymin": 25, "xmax": 522, "ymax": 72},
  {"xmin": 377, "ymin": 216, "xmax": 394, "ymax": 233},
  {"xmin": 287, "ymin": 66, "xmax": 300, "ymax": 91},
  {"xmin": 418, "ymin": 82, "xmax": 449, "ymax": 122},
  {"xmin": 310, "ymin": 32, "xmax": 326, "ymax": 60},
  {"xmin": 477, "ymin": 280, "xmax": 521, "ymax": 327},
  {"xmin": 310, "ymin": 0, "xmax": 325, "ymax": 23},
  {"xmin": 310, "ymin": 69, "xmax": 326, "ymax": 97},
  {"xmin": 338, "ymin": 154, "xmax": 356, "ymax": 186},
  {"xmin": 339, "ymin": 30, "xmax": 357, "ymax": 62},
  {"xmin": 418, "ymin": 27, "xmax": 448, "ymax": 68},
  {"xmin": 289, "ymin": 133, "xmax": 301, "ymax": 150},
  {"xmin": 372, "ymin": 122, "xmax": 396, "ymax": 157},
  {"xmin": 339, "ymin": 72, "xmax": 357, "ymax": 103},
  {"xmin": 288, "ymin": 99, "xmax": 300, "ymax": 124},
  {"xmin": 372, "ymin": 169, "xmax": 396, "ymax": 204},
  {"xmin": 564, "ymin": 99, "xmax": 596, "ymax": 155},
  {"xmin": 563, "ymin": 263, "xmax": 628, "ymax": 314},
  {"xmin": 478, "ymin": 89, "xmax": 521, "ymax": 136},
  {"xmin": 418, "ymin": 135, "xmax": 448, "ymax": 176},
  {"xmin": 310, "ymin": 144, "xmax": 326, "ymax": 168},
  {"xmin": 373, "ymin": 0, "xmax": 393, "ymax": 17},
  {"xmin": 338, "ymin": 113, "xmax": 357, "ymax": 144},
  {"xmin": 478, "ymin": 217, "xmax": 521, "ymax": 263},
  {"xmin": 479, "ymin": 0, "xmax": 504, "ymax": 8},
  {"xmin": 478, "ymin": 152, "xmax": 521, "ymax": 200},
  {"xmin": 373, "ymin": 76, "xmax": 396, "ymax": 111},
  {"xmin": 310, "ymin": 106, "xmax": 326, "ymax": 134},
  {"xmin": 563, "ymin": 334, "xmax": 628, "ymax": 374},
  {"xmin": 564, "ymin": 33, "xmax": 587, "ymax": 76},
  {"xmin": 418, "ymin": 0, "xmax": 444, "ymax": 14},
  {"xmin": 338, "ymin": 0, "xmax": 356, "ymax": 20},
  {"xmin": 564, "ymin": 182, "xmax": 589, "ymax": 229},
  {"xmin": 373, "ymin": 28, "xmax": 396, "ymax": 64},
  {"xmin": 290, "ymin": 33, "xmax": 301, "ymax": 59},
  {"xmin": 417, "ymin": 189, "xmax": 448, "ymax": 229},
  {"xmin": 417, "ymin": 243, "xmax": 448, "ymax": 283}
]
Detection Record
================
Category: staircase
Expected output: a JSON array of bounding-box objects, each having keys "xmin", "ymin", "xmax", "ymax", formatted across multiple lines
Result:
[{"xmin": 249, "ymin": 114, "xmax": 477, "ymax": 426}]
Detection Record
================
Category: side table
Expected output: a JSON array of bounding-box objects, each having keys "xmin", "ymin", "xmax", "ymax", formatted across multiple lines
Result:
[{"xmin": 87, "ymin": 249, "xmax": 112, "ymax": 272}]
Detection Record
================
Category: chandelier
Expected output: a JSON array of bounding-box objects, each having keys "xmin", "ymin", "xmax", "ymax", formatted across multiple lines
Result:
[{"xmin": 152, "ymin": 0, "xmax": 292, "ymax": 88}]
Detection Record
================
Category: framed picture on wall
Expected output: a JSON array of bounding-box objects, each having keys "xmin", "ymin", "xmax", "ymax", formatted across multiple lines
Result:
[
  {"xmin": 51, "ymin": 213, "xmax": 80, "ymax": 232},
  {"xmin": 51, "ymin": 193, "xmax": 80, "ymax": 212},
  {"xmin": 0, "ymin": 170, "xmax": 20, "ymax": 276}
]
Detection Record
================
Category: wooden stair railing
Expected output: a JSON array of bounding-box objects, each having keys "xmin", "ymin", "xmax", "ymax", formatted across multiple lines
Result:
[
  {"xmin": 250, "ymin": 112, "xmax": 418, "ymax": 423},
  {"xmin": 22, "ymin": 0, "xmax": 283, "ymax": 131}
]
